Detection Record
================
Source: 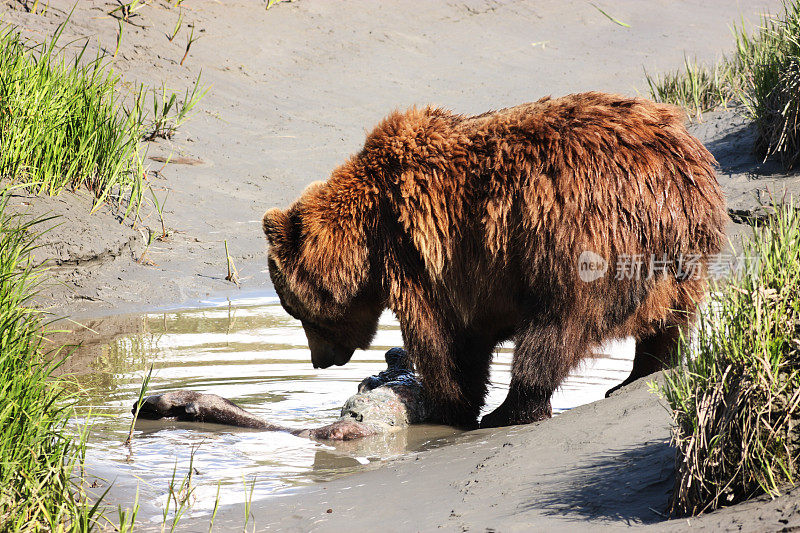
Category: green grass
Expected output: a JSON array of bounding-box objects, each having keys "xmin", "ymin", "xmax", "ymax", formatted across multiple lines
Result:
[
  {"xmin": 0, "ymin": 21, "xmax": 147, "ymax": 215},
  {"xmin": 0, "ymin": 9, "xmax": 210, "ymax": 531},
  {"xmin": 0, "ymin": 16, "xmax": 208, "ymax": 216},
  {"xmin": 645, "ymin": 57, "xmax": 735, "ymax": 121},
  {"xmin": 645, "ymin": 1, "xmax": 800, "ymax": 169},
  {"xmin": 662, "ymin": 201, "xmax": 800, "ymax": 516},
  {"xmin": 0, "ymin": 192, "xmax": 102, "ymax": 530},
  {"xmin": 734, "ymin": 2, "xmax": 800, "ymax": 169},
  {"xmin": 144, "ymin": 74, "xmax": 207, "ymax": 142}
]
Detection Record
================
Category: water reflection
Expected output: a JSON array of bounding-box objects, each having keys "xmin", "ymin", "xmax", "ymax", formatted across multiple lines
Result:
[{"xmin": 65, "ymin": 294, "xmax": 634, "ymax": 521}]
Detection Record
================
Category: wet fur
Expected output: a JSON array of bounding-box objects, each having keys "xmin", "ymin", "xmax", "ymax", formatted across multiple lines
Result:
[{"xmin": 263, "ymin": 92, "xmax": 727, "ymax": 428}]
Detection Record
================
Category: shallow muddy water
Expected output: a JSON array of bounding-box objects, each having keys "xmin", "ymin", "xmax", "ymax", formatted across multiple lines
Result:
[{"xmin": 66, "ymin": 293, "xmax": 634, "ymax": 523}]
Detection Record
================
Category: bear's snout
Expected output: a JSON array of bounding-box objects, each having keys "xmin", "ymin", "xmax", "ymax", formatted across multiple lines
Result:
[{"xmin": 306, "ymin": 328, "xmax": 355, "ymax": 368}]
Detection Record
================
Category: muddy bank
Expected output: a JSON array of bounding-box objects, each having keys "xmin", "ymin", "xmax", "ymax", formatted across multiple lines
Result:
[
  {"xmin": 690, "ymin": 106, "xmax": 800, "ymax": 228},
  {"xmin": 688, "ymin": 106, "xmax": 800, "ymax": 256},
  {"xmin": 1, "ymin": 0, "xmax": 788, "ymax": 318}
]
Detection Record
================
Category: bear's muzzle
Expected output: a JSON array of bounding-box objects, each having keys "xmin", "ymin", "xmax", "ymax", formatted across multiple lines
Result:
[{"xmin": 307, "ymin": 329, "xmax": 355, "ymax": 368}]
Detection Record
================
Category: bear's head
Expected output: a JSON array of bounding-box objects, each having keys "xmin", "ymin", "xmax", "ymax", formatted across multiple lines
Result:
[{"xmin": 262, "ymin": 179, "xmax": 383, "ymax": 369}]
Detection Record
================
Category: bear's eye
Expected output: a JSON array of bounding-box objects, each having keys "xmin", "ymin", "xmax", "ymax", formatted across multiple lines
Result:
[{"xmin": 301, "ymin": 318, "xmax": 330, "ymax": 339}]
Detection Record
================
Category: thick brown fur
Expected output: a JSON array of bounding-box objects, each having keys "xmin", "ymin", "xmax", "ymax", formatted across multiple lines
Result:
[{"xmin": 263, "ymin": 92, "xmax": 727, "ymax": 428}]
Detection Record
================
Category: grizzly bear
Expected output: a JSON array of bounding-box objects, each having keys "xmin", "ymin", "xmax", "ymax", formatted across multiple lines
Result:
[{"xmin": 263, "ymin": 92, "xmax": 726, "ymax": 429}]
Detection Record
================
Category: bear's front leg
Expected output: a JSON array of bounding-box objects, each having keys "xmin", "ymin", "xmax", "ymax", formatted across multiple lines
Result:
[
  {"xmin": 403, "ymin": 314, "xmax": 495, "ymax": 428},
  {"xmin": 479, "ymin": 383, "xmax": 553, "ymax": 428},
  {"xmin": 480, "ymin": 322, "xmax": 586, "ymax": 428}
]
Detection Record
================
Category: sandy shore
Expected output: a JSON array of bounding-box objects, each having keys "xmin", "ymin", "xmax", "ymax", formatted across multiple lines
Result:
[{"xmin": 4, "ymin": 1, "xmax": 800, "ymax": 531}]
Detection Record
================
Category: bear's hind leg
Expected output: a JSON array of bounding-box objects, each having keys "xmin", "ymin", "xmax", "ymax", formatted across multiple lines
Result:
[
  {"xmin": 480, "ymin": 322, "xmax": 587, "ymax": 428},
  {"xmin": 605, "ymin": 319, "xmax": 689, "ymax": 397}
]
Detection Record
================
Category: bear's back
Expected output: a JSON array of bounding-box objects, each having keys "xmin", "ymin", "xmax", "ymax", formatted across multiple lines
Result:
[
  {"xmin": 360, "ymin": 94, "xmax": 725, "ymax": 331},
  {"xmin": 446, "ymin": 92, "xmax": 725, "ymax": 264}
]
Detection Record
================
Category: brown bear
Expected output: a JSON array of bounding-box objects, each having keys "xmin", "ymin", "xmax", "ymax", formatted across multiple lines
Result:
[{"xmin": 263, "ymin": 92, "xmax": 727, "ymax": 429}]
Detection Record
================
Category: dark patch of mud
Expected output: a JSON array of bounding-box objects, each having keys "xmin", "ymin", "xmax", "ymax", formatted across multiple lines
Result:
[{"xmin": 4, "ymin": 187, "xmax": 144, "ymax": 269}]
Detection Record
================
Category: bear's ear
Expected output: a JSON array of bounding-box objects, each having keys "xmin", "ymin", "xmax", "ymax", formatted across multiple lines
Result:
[
  {"xmin": 301, "ymin": 180, "xmax": 326, "ymax": 197},
  {"xmin": 266, "ymin": 171, "xmax": 375, "ymax": 307},
  {"xmin": 263, "ymin": 183, "xmax": 326, "ymax": 247},
  {"xmin": 262, "ymin": 208, "xmax": 289, "ymax": 247}
]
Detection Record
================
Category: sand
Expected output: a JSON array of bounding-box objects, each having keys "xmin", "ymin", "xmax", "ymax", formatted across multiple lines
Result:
[{"xmin": 3, "ymin": 0, "xmax": 800, "ymax": 530}]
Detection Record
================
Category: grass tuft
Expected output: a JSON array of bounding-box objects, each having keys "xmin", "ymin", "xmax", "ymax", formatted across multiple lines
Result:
[
  {"xmin": 662, "ymin": 200, "xmax": 800, "ymax": 516},
  {"xmin": 0, "ymin": 17, "xmax": 208, "ymax": 216},
  {"xmin": 645, "ymin": 1, "xmax": 800, "ymax": 169},
  {"xmin": 645, "ymin": 57, "xmax": 734, "ymax": 121},
  {"xmin": 0, "ymin": 20, "xmax": 147, "ymax": 215},
  {"xmin": 0, "ymin": 192, "xmax": 102, "ymax": 529},
  {"xmin": 144, "ymin": 74, "xmax": 207, "ymax": 141},
  {"xmin": 734, "ymin": 2, "xmax": 800, "ymax": 169}
]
